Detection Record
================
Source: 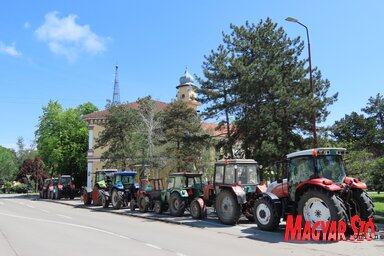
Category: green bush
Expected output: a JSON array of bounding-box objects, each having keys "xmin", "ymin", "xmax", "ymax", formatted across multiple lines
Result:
[{"xmin": 11, "ymin": 183, "xmax": 28, "ymax": 193}]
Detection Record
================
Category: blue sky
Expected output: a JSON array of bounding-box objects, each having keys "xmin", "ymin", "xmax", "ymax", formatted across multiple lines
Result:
[{"xmin": 1, "ymin": 1, "xmax": 383, "ymax": 149}]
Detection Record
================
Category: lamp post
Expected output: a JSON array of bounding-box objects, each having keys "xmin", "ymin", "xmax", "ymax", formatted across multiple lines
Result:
[{"xmin": 285, "ymin": 17, "xmax": 317, "ymax": 148}]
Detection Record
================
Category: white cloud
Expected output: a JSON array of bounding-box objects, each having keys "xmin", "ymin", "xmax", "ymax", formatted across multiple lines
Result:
[
  {"xmin": 35, "ymin": 11, "xmax": 106, "ymax": 61},
  {"xmin": 24, "ymin": 22, "xmax": 31, "ymax": 29},
  {"xmin": 0, "ymin": 42, "xmax": 22, "ymax": 57}
]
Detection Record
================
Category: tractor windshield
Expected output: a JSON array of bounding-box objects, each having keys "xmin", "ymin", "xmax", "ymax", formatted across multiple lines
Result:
[
  {"xmin": 317, "ymin": 155, "xmax": 346, "ymax": 184},
  {"xmin": 59, "ymin": 176, "xmax": 71, "ymax": 185},
  {"xmin": 237, "ymin": 164, "xmax": 259, "ymax": 185},
  {"xmin": 116, "ymin": 175, "xmax": 135, "ymax": 186}
]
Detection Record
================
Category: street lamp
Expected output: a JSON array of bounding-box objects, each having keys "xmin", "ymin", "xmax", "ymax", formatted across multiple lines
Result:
[{"xmin": 285, "ymin": 17, "xmax": 317, "ymax": 148}]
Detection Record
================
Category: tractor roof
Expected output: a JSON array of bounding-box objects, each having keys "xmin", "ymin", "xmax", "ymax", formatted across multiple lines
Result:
[
  {"xmin": 169, "ymin": 172, "xmax": 202, "ymax": 178},
  {"xmin": 215, "ymin": 159, "xmax": 258, "ymax": 165},
  {"xmin": 115, "ymin": 171, "xmax": 137, "ymax": 176},
  {"xmin": 287, "ymin": 148, "xmax": 348, "ymax": 159}
]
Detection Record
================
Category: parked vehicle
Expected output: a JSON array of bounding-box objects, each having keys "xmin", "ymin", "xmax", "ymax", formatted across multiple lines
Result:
[
  {"xmin": 157, "ymin": 173, "xmax": 206, "ymax": 218},
  {"xmin": 57, "ymin": 175, "xmax": 76, "ymax": 199},
  {"xmin": 39, "ymin": 178, "xmax": 51, "ymax": 199},
  {"xmin": 100, "ymin": 171, "xmax": 138, "ymax": 209},
  {"xmin": 82, "ymin": 169, "xmax": 117, "ymax": 205},
  {"xmin": 202, "ymin": 159, "xmax": 263, "ymax": 224},
  {"xmin": 133, "ymin": 178, "xmax": 164, "ymax": 213},
  {"xmin": 48, "ymin": 177, "xmax": 59, "ymax": 199},
  {"xmin": 253, "ymin": 148, "xmax": 375, "ymax": 231}
]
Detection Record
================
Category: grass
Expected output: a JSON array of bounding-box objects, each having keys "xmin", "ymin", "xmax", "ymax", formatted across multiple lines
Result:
[{"xmin": 369, "ymin": 192, "xmax": 384, "ymax": 224}]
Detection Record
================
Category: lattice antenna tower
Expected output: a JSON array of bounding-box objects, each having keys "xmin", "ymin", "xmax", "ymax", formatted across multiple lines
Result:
[{"xmin": 112, "ymin": 65, "xmax": 120, "ymax": 104}]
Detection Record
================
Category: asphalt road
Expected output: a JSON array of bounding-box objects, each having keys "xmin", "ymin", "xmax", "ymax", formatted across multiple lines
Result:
[{"xmin": 0, "ymin": 195, "xmax": 383, "ymax": 256}]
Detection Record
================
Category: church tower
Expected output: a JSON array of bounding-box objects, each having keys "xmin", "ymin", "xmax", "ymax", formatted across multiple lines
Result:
[{"xmin": 176, "ymin": 68, "xmax": 201, "ymax": 110}]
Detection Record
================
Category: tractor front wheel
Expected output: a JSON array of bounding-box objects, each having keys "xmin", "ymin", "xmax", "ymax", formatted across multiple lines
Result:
[
  {"xmin": 101, "ymin": 193, "xmax": 109, "ymax": 208},
  {"xmin": 216, "ymin": 190, "xmax": 241, "ymax": 225},
  {"xmin": 130, "ymin": 199, "xmax": 136, "ymax": 211},
  {"xmin": 349, "ymin": 189, "xmax": 375, "ymax": 221},
  {"xmin": 190, "ymin": 199, "xmax": 206, "ymax": 219},
  {"xmin": 111, "ymin": 190, "xmax": 123, "ymax": 209},
  {"xmin": 254, "ymin": 197, "xmax": 280, "ymax": 231},
  {"xmin": 139, "ymin": 196, "xmax": 150, "ymax": 213},
  {"xmin": 298, "ymin": 188, "xmax": 347, "ymax": 227},
  {"xmin": 169, "ymin": 193, "xmax": 185, "ymax": 217},
  {"xmin": 154, "ymin": 200, "xmax": 163, "ymax": 214}
]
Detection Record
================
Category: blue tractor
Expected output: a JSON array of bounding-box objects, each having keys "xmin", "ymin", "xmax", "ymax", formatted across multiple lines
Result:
[{"xmin": 100, "ymin": 171, "xmax": 138, "ymax": 209}]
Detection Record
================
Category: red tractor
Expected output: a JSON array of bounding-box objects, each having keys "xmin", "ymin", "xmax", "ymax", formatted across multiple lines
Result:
[
  {"xmin": 133, "ymin": 178, "xmax": 165, "ymax": 213},
  {"xmin": 253, "ymin": 148, "xmax": 375, "ymax": 231},
  {"xmin": 203, "ymin": 159, "xmax": 264, "ymax": 225}
]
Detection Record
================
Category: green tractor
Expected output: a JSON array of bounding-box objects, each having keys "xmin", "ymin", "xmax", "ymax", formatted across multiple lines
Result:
[{"xmin": 155, "ymin": 173, "xmax": 206, "ymax": 218}]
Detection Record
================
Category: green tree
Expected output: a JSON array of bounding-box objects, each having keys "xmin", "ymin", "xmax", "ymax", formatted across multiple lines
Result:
[
  {"xmin": 35, "ymin": 100, "xmax": 98, "ymax": 186},
  {"xmin": 197, "ymin": 44, "xmax": 236, "ymax": 158},
  {"xmin": 163, "ymin": 100, "xmax": 210, "ymax": 172},
  {"xmin": 198, "ymin": 18, "xmax": 337, "ymax": 167},
  {"xmin": 95, "ymin": 103, "xmax": 142, "ymax": 170},
  {"xmin": 0, "ymin": 146, "xmax": 18, "ymax": 182}
]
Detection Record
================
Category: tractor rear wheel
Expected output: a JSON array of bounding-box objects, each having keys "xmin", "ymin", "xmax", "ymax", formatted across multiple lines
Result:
[
  {"xmin": 349, "ymin": 189, "xmax": 375, "ymax": 221},
  {"xmin": 216, "ymin": 190, "xmax": 241, "ymax": 225},
  {"xmin": 82, "ymin": 190, "xmax": 91, "ymax": 205},
  {"xmin": 298, "ymin": 188, "xmax": 347, "ymax": 227},
  {"xmin": 112, "ymin": 190, "xmax": 123, "ymax": 209},
  {"xmin": 190, "ymin": 199, "xmax": 204, "ymax": 219},
  {"xmin": 139, "ymin": 196, "xmax": 149, "ymax": 213},
  {"xmin": 101, "ymin": 193, "xmax": 109, "ymax": 208},
  {"xmin": 169, "ymin": 192, "xmax": 185, "ymax": 217},
  {"xmin": 254, "ymin": 197, "xmax": 280, "ymax": 231}
]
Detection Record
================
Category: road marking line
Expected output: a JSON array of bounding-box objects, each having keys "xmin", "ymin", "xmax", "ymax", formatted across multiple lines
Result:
[
  {"xmin": 176, "ymin": 253, "xmax": 187, "ymax": 256},
  {"xmin": 26, "ymin": 204, "xmax": 35, "ymax": 209},
  {"xmin": 145, "ymin": 243, "xmax": 161, "ymax": 250},
  {"xmin": 39, "ymin": 209, "xmax": 49, "ymax": 213},
  {"xmin": 56, "ymin": 214, "xmax": 72, "ymax": 220},
  {"xmin": 0, "ymin": 202, "xmax": 4, "ymax": 205}
]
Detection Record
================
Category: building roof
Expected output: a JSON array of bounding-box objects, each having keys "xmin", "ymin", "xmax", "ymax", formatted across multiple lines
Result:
[
  {"xmin": 83, "ymin": 100, "xmax": 229, "ymax": 138},
  {"xmin": 177, "ymin": 69, "xmax": 194, "ymax": 87}
]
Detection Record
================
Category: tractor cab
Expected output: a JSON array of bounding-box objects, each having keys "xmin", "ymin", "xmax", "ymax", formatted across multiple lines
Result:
[
  {"xmin": 285, "ymin": 148, "xmax": 348, "ymax": 201},
  {"xmin": 95, "ymin": 169, "xmax": 117, "ymax": 189}
]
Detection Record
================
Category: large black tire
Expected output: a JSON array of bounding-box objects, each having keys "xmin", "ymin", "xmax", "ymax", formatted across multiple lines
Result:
[
  {"xmin": 139, "ymin": 196, "xmax": 149, "ymax": 213},
  {"xmin": 154, "ymin": 200, "xmax": 163, "ymax": 214},
  {"xmin": 169, "ymin": 192, "xmax": 186, "ymax": 217},
  {"xmin": 216, "ymin": 190, "xmax": 241, "ymax": 225},
  {"xmin": 111, "ymin": 190, "xmax": 123, "ymax": 209},
  {"xmin": 101, "ymin": 193, "xmax": 109, "ymax": 208},
  {"xmin": 190, "ymin": 199, "xmax": 202, "ymax": 219},
  {"xmin": 349, "ymin": 189, "xmax": 375, "ymax": 221},
  {"xmin": 130, "ymin": 199, "xmax": 136, "ymax": 211},
  {"xmin": 253, "ymin": 197, "xmax": 281, "ymax": 231},
  {"xmin": 298, "ymin": 188, "xmax": 347, "ymax": 227}
]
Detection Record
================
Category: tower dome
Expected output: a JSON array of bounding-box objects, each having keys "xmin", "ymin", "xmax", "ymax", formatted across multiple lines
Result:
[{"xmin": 179, "ymin": 68, "xmax": 194, "ymax": 85}]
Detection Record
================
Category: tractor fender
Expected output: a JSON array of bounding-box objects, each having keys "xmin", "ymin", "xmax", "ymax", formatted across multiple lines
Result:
[
  {"xmin": 195, "ymin": 197, "xmax": 205, "ymax": 209},
  {"xmin": 296, "ymin": 178, "xmax": 342, "ymax": 192},
  {"xmin": 344, "ymin": 177, "xmax": 367, "ymax": 189},
  {"xmin": 99, "ymin": 189, "xmax": 110, "ymax": 198},
  {"xmin": 230, "ymin": 185, "xmax": 246, "ymax": 204},
  {"xmin": 179, "ymin": 190, "xmax": 190, "ymax": 198}
]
